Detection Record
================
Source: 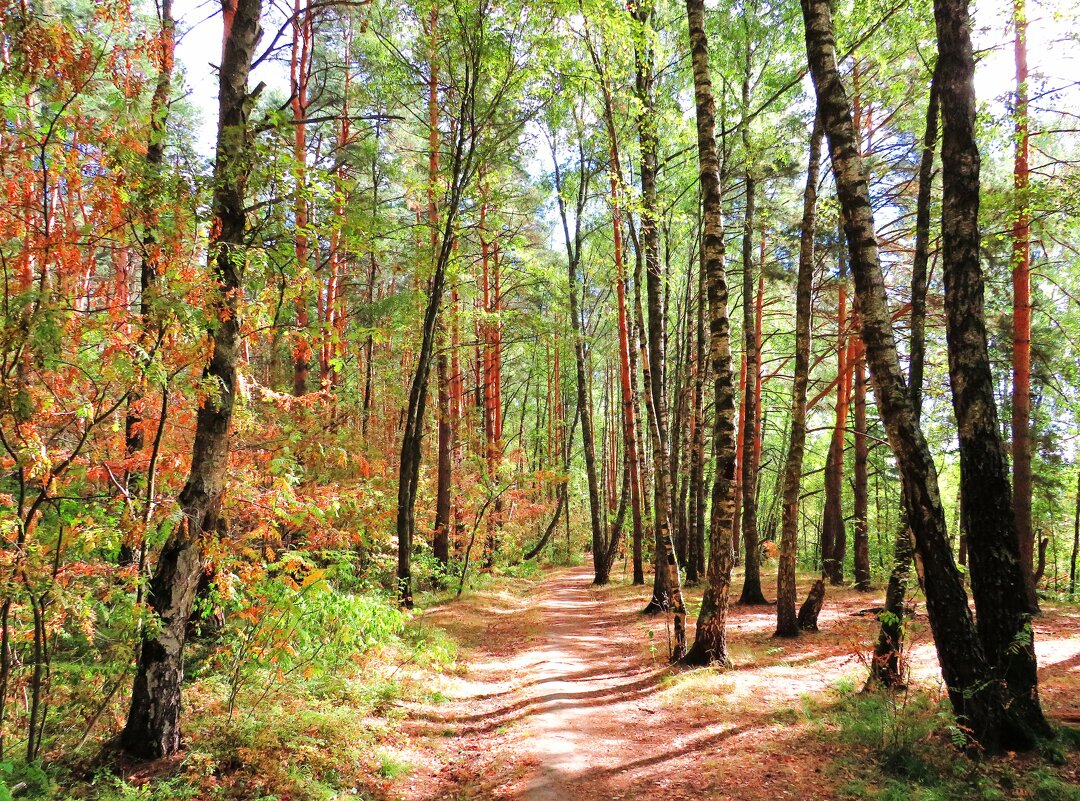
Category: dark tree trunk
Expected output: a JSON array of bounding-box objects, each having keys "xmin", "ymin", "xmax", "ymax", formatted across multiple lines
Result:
[
  {"xmin": 121, "ymin": 0, "xmax": 262, "ymax": 759},
  {"xmin": 1070, "ymin": 472, "xmax": 1079, "ymax": 596},
  {"xmin": 797, "ymin": 579, "xmax": 826, "ymax": 632},
  {"xmin": 776, "ymin": 114, "xmax": 822, "ymax": 637},
  {"xmin": 433, "ymin": 346, "xmax": 452, "ymax": 570},
  {"xmin": 567, "ymin": 207, "xmax": 605, "ymax": 588},
  {"xmin": 800, "ymin": 0, "xmax": 1027, "ymax": 750},
  {"xmin": 737, "ymin": 54, "xmax": 767, "ymax": 606},
  {"xmin": 934, "ymin": 0, "xmax": 1051, "ymax": 741},
  {"xmin": 634, "ymin": 0, "xmax": 686, "ymax": 658},
  {"xmin": 853, "ymin": 332, "xmax": 870, "ymax": 590},
  {"xmin": 822, "ymin": 275, "xmax": 850, "ymax": 585},
  {"xmin": 681, "ymin": 0, "xmax": 739, "ymax": 666},
  {"xmin": 738, "ymin": 174, "xmax": 767, "ymax": 606},
  {"xmin": 868, "ymin": 73, "xmax": 938, "ymax": 689},
  {"xmin": 121, "ymin": 0, "xmax": 175, "ymax": 567}
]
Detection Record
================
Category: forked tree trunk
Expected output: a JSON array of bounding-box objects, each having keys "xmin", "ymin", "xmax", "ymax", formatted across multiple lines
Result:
[
  {"xmin": 800, "ymin": 0, "xmax": 1027, "ymax": 750},
  {"xmin": 776, "ymin": 114, "xmax": 822, "ymax": 638},
  {"xmin": 934, "ymin": 0, "xmax": 1051, "ymax": 741},
  {"xmin": 121, "ymin": 0, "xmax": 262, "ymax": 759},
  {"xmin": 681, "ymin": 0, "xmax": 739, "ymax": 666}
]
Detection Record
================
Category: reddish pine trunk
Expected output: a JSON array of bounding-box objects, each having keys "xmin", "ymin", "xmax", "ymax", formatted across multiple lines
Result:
[
  {"xmin": 1010, "ymin": 0, "xmax": 1039, "ymax": 612},
  {"xmin": 290, "ymin": 0, "xmax": 312, "ymax": 395}
]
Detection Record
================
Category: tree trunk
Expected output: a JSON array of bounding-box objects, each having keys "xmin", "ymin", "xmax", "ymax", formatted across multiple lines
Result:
[
  {"xmin": 776, "ymin": 114, "xmax": 822, "ymax": 638},
  {"xmin": 800, "ymin": 0, "xmax": 1026, "ymax": 749},
  {"xmin": 1010, "ymin": 0, "xmax": 1039, "ymax": 613},
  {"xmin": 429, "ymin": 11, "xmax": 450, "ymax": 573},
  {"xmin": 634, "ymin": 0, "xmax": 686, "ymax": 658},
  {"xmin": 1070, "ymin": 471, "xmax": 1078, "ymax": 596},
  {"xmin": 681, "ymin": 0, "xmax": 739, "ymax": 666},
  {"xmin": 822, "ymin": 276, "xmax": 849, "ymax": 584},
  {"xmin": 290, "ymin": 0, "xmax": 312, "ymax": 396},
  {"xmin": 568, "ymin": 232, "xmax": 605, "ymax": 585},
  {"xmin": 867, "ymin": 72, "xmax": 938, "ymax": 689},
  {"xmin": 121, "ymin": 0, "xmax": 262, "ymax": 759},
  {"xmin": 738, "ymin": 171, "xmax": 767, "ymax": 605},
  {"xmin": 797, "ymin": 579, "xmax": 825, "ymax": 632},
  {"xmin": 935, "ymin": 0, "xmax": 1051, "ymax": 740},
  {"xmin": 853, "ymin": 326, "xmax": 870, "ymax": 590},
  {"xmin": 122, "ymin": 0, "xmax": 175, "ymax": 565}
]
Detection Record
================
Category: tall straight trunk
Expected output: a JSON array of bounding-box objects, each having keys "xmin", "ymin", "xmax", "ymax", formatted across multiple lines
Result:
[
  {"xmin": 732, "ymin": 348, "xmax": 746, "ymax": 564},
  {"xmin": 434, "ymin": 345, "xmax": 451, "ymax": 568},
  {"xmin": 290, "ymin": 0, "xmax": 312, "ymax": 395},
  {"xmin": 853, "ymin": 326, "xmax": 870, "ymax": 589},
  {"xmin": 868, "ymin": 73, "xmax": 938, "ymax": 688},
  {"xmin": 776, "ymin": 114, "xmax": 822, "ymax": 637},
  {"xmin": 610, "ymin": 147, "xmax": 645, "ymax": 584},
  {"xmin": 738, "ymin": 131, "xmax": 767, "ymax": 605},
  {"xmin": 1070, "ymin": 471, "xmax": 1079, "ymax": 596},
  {"xmin": 800, "ymin": 0, "xmax": 1029, "ymax": 749},
  {"xmin": 121, "ymin": 0, "xmax": 262, "ymax": 759},
  {"xmin": 682, "ymin": 0, "xmax": 739, "ymax": 665},
  {"xmin": 1010, "ymin": 0, "xmax": 1039, "ymax": 612},
  {"xmin": 550, "ymin": 132, "xmax": 605, "ymax": 585},
  {"xmin": 822, "ymin": 276, "xmax": 849, "ymax": 583},
  {"xmin": 585, "ymin": 30, "xmax": 646, "ymax": 582},
  {"xmin": 428, "ymin": 10, "xmax": 451, "ymax": 571},
  {"xmin": 570, "ymin": 254, "xmax": 605, "ymax": 584},
  {"xmin": 935, "ymin": 0, "xmax": 1051, "ymax": 740},
  {"xmin": 686, "ymin": 240, "xmax": 708, "ymax": 584},
  {"xmin": 634, "ymin": 0, "xmax": 685, "ymax": 656},
  {"xmin": 397, "ymin": 20, "xmax": 485, "ymax": 608}
]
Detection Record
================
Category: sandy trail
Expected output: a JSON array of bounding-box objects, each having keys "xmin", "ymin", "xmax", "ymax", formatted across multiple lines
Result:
[{"xmin": 396, "ymin": 565, "xmax": 1080, "ymax": 801}]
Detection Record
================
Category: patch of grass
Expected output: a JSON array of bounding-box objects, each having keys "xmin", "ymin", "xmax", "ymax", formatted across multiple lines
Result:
[{"xmin": 376, "ymin": 751, "xmax": 412, "ymax": 780}]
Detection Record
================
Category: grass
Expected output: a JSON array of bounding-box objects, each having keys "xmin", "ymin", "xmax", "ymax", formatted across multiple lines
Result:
[{"xmin": 818, "ymin": 683, "xmax": 1080, "ymax": 801}]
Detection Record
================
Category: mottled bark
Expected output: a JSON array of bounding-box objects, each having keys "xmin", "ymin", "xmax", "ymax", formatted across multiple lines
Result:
[
  {"xmin": 681, "ymin": 0, "xmax": 738, "ymax": 666},
  {"xmin": 800, "ymin": 0, "xmax": 1023, "ymax": 749},
  {"xmin": 121, "ymin": 0, "xmax": 262, "ymax": 759},
  {"xmin": 776, "ymin": 115, "xmax": 822, "ymax": 638},
  {"xmin": 935, "ymin": 0, "xmax": 1051, "ymax": 740}
]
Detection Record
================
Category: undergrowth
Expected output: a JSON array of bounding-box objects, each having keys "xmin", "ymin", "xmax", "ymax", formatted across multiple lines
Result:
[
  {"xmin": 817, "ymin": 681, "xmax": 1080, "ymax": 801},
  {"xmin": 15, "ymin": 568, "xmax": 461, "ymax": 801}
]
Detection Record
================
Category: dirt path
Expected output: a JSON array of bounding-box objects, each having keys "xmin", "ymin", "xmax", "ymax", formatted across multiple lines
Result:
[{"xmin": 393, "ymin": 566, "xmax": 1080, "ymax": 801}]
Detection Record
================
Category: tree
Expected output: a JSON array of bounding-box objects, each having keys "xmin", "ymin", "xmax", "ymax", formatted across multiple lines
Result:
[
  {"xmin": 933, "ymin": 0, "xmax": 1052, "ymax": 739},
  {"xmin": 632, "ymin": 0, "xmax": 686, "ymax": 657},
  {"xmin": 776, "ymin": 114, "xmax": 822, "ymax": 637},
  {"xmin": 799, "ymin": 0, "xmax": 1036, "ymax": 750},
  {"xmin": 681, "ymin": 0, "xmax": 739, "ymax": 666},
  {"xmin": 122, "ymin": 0, "xmax": 264, "ymax": 759}
]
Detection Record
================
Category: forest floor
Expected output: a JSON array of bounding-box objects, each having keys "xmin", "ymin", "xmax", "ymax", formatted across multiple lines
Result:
[{"xmin": 384, "ymin": 565, "xmax": 1080, "ymax": 801}]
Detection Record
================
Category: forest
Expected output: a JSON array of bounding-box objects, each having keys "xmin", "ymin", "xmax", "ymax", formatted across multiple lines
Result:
[{"xmin": 0, "ymin": 0, "xmax": 1079, "ymax": 797}]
